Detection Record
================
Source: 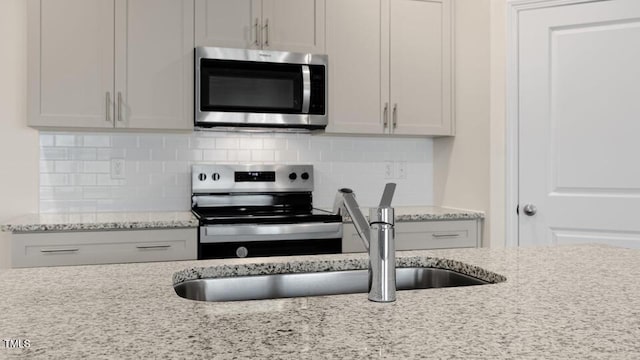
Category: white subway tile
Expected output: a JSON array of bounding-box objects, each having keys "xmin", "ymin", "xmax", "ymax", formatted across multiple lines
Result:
[
  {"xmin": 83, "ymin": 187, "xmax": 112, "ymax": 200},
  {"xmin": 41, "ymin": 148, "xmax": 67, "ymax": 160},
  {"xmin": 164, "ymin": 161, "xmax": 189, "ymax": 174},
  {"xmin": 215, "ymin": 137, "xmax": 240, "ymax": 149},
  {"xmin": 53, "ymin": 187, "xmax": 83, "ymax": 201},
  {"xmin": 112, "ymin": 135, "xmax": 139, "ymax": 148},
  {"xmin": 74, "ymin": 174, "xmax": 97, "ymax": 186},
  {"xmin": 125, "ymin": 148, "xmax": 151, "ymax": 161},
  {"xmin": 82, "ymin": 161, "xmax": 110, "ymax": 173},
  {"xmin": 287, "ymin": 137, "xmax": 310, "ymax": 151},
  {"xmin": 164, "ymin": 135, "xmax": 190, "ymax": 149},
  {"xmin": 150, "ymin": 173, "xmax": 176, "ymax": 186},
  {"xmin": 251, "ymin": 150, "xmax": 274, "ymax": 162},
  {"xmin": 177, "ymin": 149, "xmax": 203, "ymax": 161},
  {"xmin": 97, "ymin": 148, "xmax": 125, "ymax": 160},
  {"xmin": 40, "ymin": 161, "xmax": 55, "ymax": 173},
  {"xmin": 193, "ymin": 137, "xmax": 216, "ymax": 149},
  {"xmin": 262, "ymin": 138, "xmax": 287, "ymax": 150},
  {"xmin": 227, "ymin": 150, "xmax": 251, "ymax": 162},
  {"xmin": 55, "ymin": 161, "xmax": 80, "ymax": 173},
  {"xmin": 240, "ymin": 137, "xmax": 263, "ymax": 150},
  {"xmin": 96, "ymin": 174, "xmax": 125, "ymax": 186},
  {"xmin": 151, "ymin": 148, "xmax": 177, "ymax": 161},
  {"xmin": 139, "ymin": 135, "xmax": 164, "ymax": 149},
  {"xmin": 39, "ymin": 134, "xmax": 54, "ymax": 147},
  {"xmin": 203, "ymin": 150, "xmax": 228, "ymax": 161},
  {"xmin": 274, "ymin": 150, "xmax": 298, "ymax": 162},
  {"xmin": 39, "ymin": 187, "xmax": 55, "ymax": 200},
  {"xmin": 138, "ymin": 161, "xmax": 163, "ymax": 174},
  {"xmin": 69, "ymin": 148, "xmax": 98, "ymax": 161},
  {"xmin": 83, "ymin": 135, "xmax": 110, "ymax": 147},
  {"xmin": 40, "ymin": 174, "xmax": 69, "ymax": 186},
  {"xmin": 55, "ymin": 134, "xmax": 79, "ymax": 147}
]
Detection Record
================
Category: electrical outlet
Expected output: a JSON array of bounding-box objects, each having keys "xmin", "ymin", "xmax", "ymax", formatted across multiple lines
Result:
[
  {"xmin": 384, "ymin": 161, "xmax": 395, "ymax": 179},
  {"xmin": 397, "ymin": 161, "xmax": 407, "ymax": 179},
  {"xmin": 111, "ymin": 159, "xmax": 125, "ymax": 179}
]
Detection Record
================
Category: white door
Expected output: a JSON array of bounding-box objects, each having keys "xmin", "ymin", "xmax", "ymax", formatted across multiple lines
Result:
[
  {"xmin": 261, "ymin": 0, "xmax": 325, "ymax": 53},
  {"xmin": 194, "ymin": 0, "xmax": 261, "ymax": 49},
  {"xmin": 518, "ymin": 0, "xmax": 640, "ymax": 248},
  {"xmin": 27, "ymin": 0, "xmax": 115, "ymax": 128},
  {"xmin": 115, "ymin": 0, "xmax": 194, "ymax": 130}
]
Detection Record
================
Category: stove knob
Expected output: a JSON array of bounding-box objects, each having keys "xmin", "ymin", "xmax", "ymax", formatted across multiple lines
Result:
[
  {"xmin": 301, "ymin": 172, "xmax": 310, "ymax": 180},
  {"xmin": 212, "ymin": 173, "xmax": 220, "ymax": 181},
  {"xmin": 288, "ymin": 172, "xmax": 297, "ymax": 181},
  {"xmin": 236, "ymin": 246, "xmax": 249, "ymax": 258},
  {"xmin": 198, "ymin": 173, "xmax": 207, "ymax": 181}
]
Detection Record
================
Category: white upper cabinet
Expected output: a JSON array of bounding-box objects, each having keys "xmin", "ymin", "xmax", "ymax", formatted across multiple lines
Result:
[
  {"xmin": 115, "ymin": 0, "xmax": 194, "ymax": 130},
  {"xmin": 28, "ymin": 0, "xmax": 194, "ymax": 130},
  {"xmin": 325, "ymin": 0, "xmax": 384, "ymax": 134},
  {"xmin": 28, "ymin": 0, "xmax": 115, "ymax": 128},
  {"xmin": 195, "ymin": 0, "xmax": 325, "ymax": 53},
  {"xmin": 325, "ymin": 0, "xmax": 453, "ymax": 136}
]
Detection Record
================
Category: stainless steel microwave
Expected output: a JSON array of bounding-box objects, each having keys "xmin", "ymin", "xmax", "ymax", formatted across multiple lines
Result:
[{"xmin": 195, "ymin": 47, "xmax": 328, "ymax": 131}]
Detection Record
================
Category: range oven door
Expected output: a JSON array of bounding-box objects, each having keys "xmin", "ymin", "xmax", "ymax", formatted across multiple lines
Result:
[
  {"xmin": 198, "ymin": 222, "xmax": 342, "ymax": 259},
  {"xmin": 195, "ymin": 47, "xmax": 327, "ymax": 130}
]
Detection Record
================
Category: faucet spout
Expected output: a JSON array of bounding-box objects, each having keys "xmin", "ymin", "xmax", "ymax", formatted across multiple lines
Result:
[{"xmin": 334, "ymin": 184, "xmax": 397, "ymax": 302}]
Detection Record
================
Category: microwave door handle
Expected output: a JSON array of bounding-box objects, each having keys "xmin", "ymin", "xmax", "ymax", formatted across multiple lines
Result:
[{"xmin": 301, "ymin": 65, "xmax": 311, "ymax": 114}]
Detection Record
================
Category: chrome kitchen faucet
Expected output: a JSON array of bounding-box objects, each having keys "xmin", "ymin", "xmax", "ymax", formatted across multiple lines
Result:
[{"xmin": 333, "ymin": 183, "xmax": 397, "ymax": 302}]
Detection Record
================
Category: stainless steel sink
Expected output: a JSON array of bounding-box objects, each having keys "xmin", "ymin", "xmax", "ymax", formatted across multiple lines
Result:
[{"xmin": 174, "ymin": 267, "xmax": 489, "ymax": 302}]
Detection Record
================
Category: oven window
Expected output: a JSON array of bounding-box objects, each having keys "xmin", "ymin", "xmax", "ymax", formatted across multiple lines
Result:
[{"xmin": 200, "ymin": 59, "xmax": 303, "ymax": 114}]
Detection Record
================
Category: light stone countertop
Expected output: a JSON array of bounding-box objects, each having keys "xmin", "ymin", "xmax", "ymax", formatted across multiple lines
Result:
[
  {"xmin": 0, "ymin": 206, "xmax": 482, "ymax": 233},
  {"xmin": 0, "ymin": 211, "xmax": 199, "ymax": 233},
  {"xmin": 1, "ymin": 244, "xmax": 639, "ymax": 359}
]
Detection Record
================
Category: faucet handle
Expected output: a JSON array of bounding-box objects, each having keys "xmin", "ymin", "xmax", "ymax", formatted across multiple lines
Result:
[{"xmin": 378, "ymin": 183, "xmax": 397, "ymax": 208}]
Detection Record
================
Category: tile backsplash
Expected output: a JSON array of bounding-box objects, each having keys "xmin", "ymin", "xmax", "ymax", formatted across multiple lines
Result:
[{"xmin": 39, "ymin": 132, "xmax": 433, "ymax": 213}]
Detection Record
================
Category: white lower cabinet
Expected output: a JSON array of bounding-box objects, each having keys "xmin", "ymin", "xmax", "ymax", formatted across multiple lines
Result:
[
  {"xmin": 342, "ymin": 220, "xmax": 481, "ymax": 253},
  {"xmin": 9, "ymin": 228, "xmax": 197, "ymax": 268}
]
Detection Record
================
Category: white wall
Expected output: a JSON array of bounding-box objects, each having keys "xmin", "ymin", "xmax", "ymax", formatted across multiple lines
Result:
[
  {"xmin": 434, "ymin": 0, "xmax": 492, "ymax": 244},
  {"xmin": 0, "ymin": 0, "xmax": 39, "ymax": 222},
  {"xmin": 39, "ymin": 132, "xmax": 434, "ymax": 212}
]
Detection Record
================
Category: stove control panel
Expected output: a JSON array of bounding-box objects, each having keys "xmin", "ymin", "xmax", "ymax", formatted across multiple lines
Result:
[{"xmin": 192, "ymin": 164, "xmax": 314, "ymax": 194}]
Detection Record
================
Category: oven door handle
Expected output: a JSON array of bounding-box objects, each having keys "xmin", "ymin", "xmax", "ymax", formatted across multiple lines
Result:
[
  {"xmin": 200, "ymin": 222, "xmax": 343, "ymax": 243},
  {"xmin": 301, "ymin": 65, "xmax": 311, "ymax": 114}
]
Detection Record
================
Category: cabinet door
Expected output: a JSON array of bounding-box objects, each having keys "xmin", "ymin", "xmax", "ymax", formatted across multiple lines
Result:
[
  {"xmin": 325, "ymin": 0, "xmax": 386, "ymax": 134},
  {"xmin": 115, "ymin": 0, "xmax": 194, "ymax": 130},
  {"xmin": 389, "ymin": 0, "xmax": 452, "ymax": 136},
  {"xmin": 27, "ymin": 0, "xmax": 115, "ymax": 128},
  {"xmin": 195, "ymin": 0, "xmax": 261, "ymax": 49},
  {"xmin": 261, "ymin": 0, "xmax": 325, "ymax": 53}
]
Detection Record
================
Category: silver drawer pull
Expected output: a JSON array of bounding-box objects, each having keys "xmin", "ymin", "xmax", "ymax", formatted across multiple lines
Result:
[
  {"xmin": 136, "ymin": 245, "xmax": 171, "ymax": 250},
  {"xmin": 432, "ymin": 233, "xmax": 460, "ymax": 238},
  {"xmin": 40, "ymin": 248, "xmax": 79, "ymax": 253}
]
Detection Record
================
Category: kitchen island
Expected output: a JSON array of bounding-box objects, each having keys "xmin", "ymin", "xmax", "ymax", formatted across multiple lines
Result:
[{"xmin": 1, "ymin": 245, "xmax": 639, "ymax": 359}]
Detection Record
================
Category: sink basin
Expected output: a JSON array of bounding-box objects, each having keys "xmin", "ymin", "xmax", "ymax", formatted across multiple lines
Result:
[{"xmin": 174, "ymin": 267, "xmax": 489, "ymax": 302}]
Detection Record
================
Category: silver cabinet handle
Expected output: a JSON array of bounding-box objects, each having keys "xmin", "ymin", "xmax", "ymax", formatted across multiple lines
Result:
[
  {"xmin": 264, "ymin": 18, "xmax": 269, "ymax": 47},
  {"xmin": 383, "ymin": 103, "xmax": 389, "ymax": 129},
  {"xmin": 432, "ymin": 233, "xmax": 460, "ymax": 238},
  {"xmin": 106, "ymin": 92, "xmax": 111, "ymax": 122},
  {"xmin": 392, "ymin": 103, "xmax": 398, "ymax": 129},
  {"xmin": 40, "ymin": 248, "xmax": 79, "ymax": 253},
  {"xmin": 136, "ymin": 245, "xmax": 171, "ymax": 250},
  {"xmin": 117, "ymin": 91, "xmax": 123, "ymax": 122},
  {"xmin": 254, "ymin": 18, "xmax": 260, "ymax": 47}
]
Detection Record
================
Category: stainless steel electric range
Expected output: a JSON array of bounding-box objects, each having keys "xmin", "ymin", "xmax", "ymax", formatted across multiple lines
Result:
[{"xmin": 191, "ymin": 164, "xmax": 343, "ymax": 259}]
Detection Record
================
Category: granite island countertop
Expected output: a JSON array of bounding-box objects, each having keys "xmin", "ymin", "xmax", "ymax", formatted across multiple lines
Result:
[
  {"xmin": 0, "ymin": 206, "xmax": 482, "ymax": 233},
  {"xmin": 1, "ymin": 245, "xmax": 639, "ymax": 359}
]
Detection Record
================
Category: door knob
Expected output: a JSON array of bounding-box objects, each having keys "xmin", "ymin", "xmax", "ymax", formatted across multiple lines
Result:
[{"xmin": 522, "ymin": 204, "xmax": 537, "ymax": 216}]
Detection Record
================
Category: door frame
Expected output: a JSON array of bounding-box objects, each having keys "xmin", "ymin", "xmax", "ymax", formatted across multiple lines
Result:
[{"xmin": 505, "ymin": 0, "xmax": 605, "ymax": 247}]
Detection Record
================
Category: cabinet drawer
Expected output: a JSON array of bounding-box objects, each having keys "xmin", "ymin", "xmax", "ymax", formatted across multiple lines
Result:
[
  {"xmin": 10, "ymin": 228, "xmax": 197, "ymax": 268},
  {"xmin": 342, "ymin": 220, "xmax": 480, "ymax": 253}
]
